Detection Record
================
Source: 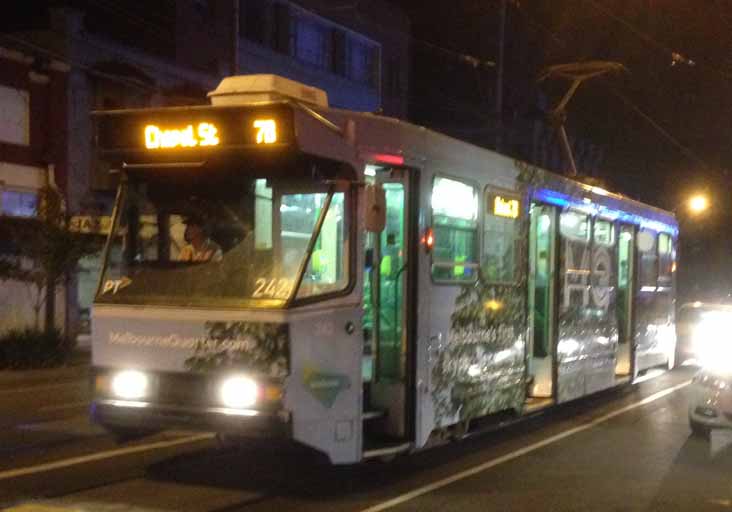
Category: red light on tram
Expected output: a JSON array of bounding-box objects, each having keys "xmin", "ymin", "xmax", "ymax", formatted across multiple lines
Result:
[
  {"xmin": 372, "ymin": 153, "xmax": 404, "ymax": 166},
  {"xmin": 421, "ymin": 227, "xmax": 435, "ymax": 252}
]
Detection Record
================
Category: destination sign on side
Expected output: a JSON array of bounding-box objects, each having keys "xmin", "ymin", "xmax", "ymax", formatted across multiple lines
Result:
[{"xmin": 488, "ymin": 193, "xmax": 521, "ymax": 219}]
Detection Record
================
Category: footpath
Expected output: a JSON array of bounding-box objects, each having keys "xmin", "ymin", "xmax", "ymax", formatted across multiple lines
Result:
[{"xmin": 0, "ymin": 350, "xmax": 90, "ymax": 388}]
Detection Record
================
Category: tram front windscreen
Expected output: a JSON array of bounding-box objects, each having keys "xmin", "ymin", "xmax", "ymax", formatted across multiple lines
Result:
[{"xmin": 97, "ymin": 167, "xmax": 349, "ymax": 308}]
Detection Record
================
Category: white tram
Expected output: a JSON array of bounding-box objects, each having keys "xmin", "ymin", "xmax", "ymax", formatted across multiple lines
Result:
[{"xmin": 90, "ymin": 74, "xmax": 678, "ymax": 464}]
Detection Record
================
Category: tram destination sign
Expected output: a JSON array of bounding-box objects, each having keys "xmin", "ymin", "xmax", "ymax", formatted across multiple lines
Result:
[{"xmin": 94, "ymin": 105, "xmax": 294, "ymax": 154}]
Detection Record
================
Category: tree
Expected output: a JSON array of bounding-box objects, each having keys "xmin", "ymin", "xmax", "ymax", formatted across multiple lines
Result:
[{"xmin": 0, "ymin": 186, "xmax": 100, "ymax": 333}]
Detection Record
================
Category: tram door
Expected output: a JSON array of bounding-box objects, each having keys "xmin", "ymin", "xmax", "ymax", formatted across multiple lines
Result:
[
  {"xmin": 363, "ymin": 168, "xmax": 412, "ymax": 439},
  {"xmin": 528, "ymin": 204, "xmax": 557, "ymax": 399},
  {"xmin": 615, "ymin": 225, "xmax": 635, "ymax": 376}
]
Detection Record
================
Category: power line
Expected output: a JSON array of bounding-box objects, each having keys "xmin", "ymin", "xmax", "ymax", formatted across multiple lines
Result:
[
  {"xmin": 606, "ymin": 87, "xmax": 709, "ymax": 169},
  {"xmin": 514, "ymin": 2, "xmax": 716, "ymax": 172},
  {"xmin": 583, "ymin": 0, "xmax": 696, "ymax": 68}
]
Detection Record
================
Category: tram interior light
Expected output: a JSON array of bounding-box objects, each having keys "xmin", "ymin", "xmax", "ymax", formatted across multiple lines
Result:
[
  {"xmin": 111, "ymin": 370, "xmax": 149, "ymax": 400},
  {"xmin": 220, "ymin": 376, "xmax": 259, "ymax": 409}
]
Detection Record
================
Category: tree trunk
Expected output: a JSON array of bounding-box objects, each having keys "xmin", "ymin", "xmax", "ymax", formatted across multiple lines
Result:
[{"xmin": 44, "ymin": 277, "xmax": 55, "ymax": 334}]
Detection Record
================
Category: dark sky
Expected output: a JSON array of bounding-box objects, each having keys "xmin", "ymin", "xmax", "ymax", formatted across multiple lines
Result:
[{"xmin": 388, "ymin": 0, "xmax": 732, "ymax": 212}]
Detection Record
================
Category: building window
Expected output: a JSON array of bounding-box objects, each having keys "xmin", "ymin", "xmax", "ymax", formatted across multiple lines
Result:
[
  {"xmin": 331, "ymin": 29, "xmax": 347, "ymax": 76},
  {"xmin": 385, "ymin": 57, "xmax": 401, "ymax": 97},
  {"xmin": 0, "ymin": 85, "xmax": 30, "ymax": 146},
  {"xmin": 273, "ymin": 2, "xmax": 291, "ymax": 54},
  {"xmin": 431, "ymin": 176, "xmax": 479, "ymax": 283},
  {"xmin": 241, "ymin": 0, "xmax": 267, "ymax": 44},
  {"xmin": 293, "ymin": 15, "xmax": 331, "ymax": 69},
  {"xmin": 483, "ymin": 189, "xmax": 520, "ymax": 284},
  {"xmin": 348, "ymin": 37, "xmax": 379, "ymax": 87},
  {"xmin": 0, "ymin": 189, "xmax": 37, "ymax": 218}
]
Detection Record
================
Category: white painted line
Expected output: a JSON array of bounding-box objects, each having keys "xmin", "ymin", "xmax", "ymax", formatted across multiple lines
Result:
[
  {"xmin": 39, "ymin": 401, "xmax": 90, "ymax": 412},
  {"xmin": 0, "ymin": 433, "xmax": 215, "ymax": 481},
  {"xmin": 360, "ymin": 380, "xmax": 692, "ymax": 512},
  {"xmin": 0, "ymin": 382, "xmax": 85, "ymax": 396}
]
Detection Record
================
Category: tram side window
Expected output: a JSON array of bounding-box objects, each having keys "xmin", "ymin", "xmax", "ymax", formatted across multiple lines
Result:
[
  {"xmin": 295, "ymin": 192, "xmax": 348, "ymax": 298},
  {"xmin": 594, "ymin": 219, "xmax": 615, "ymax": 246},
  {"xmin": 559, "ymin": 210, "xmax": 591, "ymax": 314},
  {"xmin": 592, "ymin": 219, "xmax": 616, "ymax": 318},
  {"xmin": 254, "ymin": 179, "xmax": 273, "ymax": 250},
  {"xmin": 638, "ymin": 230, "xmax": 658, "ymax": 289},
  {"xmin": 559, "ymin": 210, "xmax": 590, "ymax": 240},
  {"xmin": 431, "ymin": 176, "xmax": 479, "ymax": 282},
  {"xmin": 658, "ymin": 233, "xmax": 674, "ymax": 287},
  {"xmin": 483, "ymin": 190, "xmax": 520, "ymax": 283}
]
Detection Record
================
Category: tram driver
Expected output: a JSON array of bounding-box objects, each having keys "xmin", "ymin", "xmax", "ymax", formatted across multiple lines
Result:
[{"xmin": 179, "ymin": 217, "xmax": 223, "ymax": 263}]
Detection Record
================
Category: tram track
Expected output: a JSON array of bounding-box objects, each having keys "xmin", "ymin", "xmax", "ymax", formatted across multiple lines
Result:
[{"xmin": 1, "ymin": 370, "xmax": 695, "ymax": 512}]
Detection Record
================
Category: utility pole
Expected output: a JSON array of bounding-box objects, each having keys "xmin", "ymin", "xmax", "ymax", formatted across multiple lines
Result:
[
  {"xmin": 494, "ymin": 0, "xmax": 506, "ymax": 152},
  {"xmin": 232, "ymin": 0, "xmax": 240, "ymax": 75}
]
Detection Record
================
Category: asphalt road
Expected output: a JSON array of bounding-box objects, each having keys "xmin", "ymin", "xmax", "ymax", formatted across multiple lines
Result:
[{"xmin": 1, "ymin": 365, "xmax": 728, "ymax": 512}]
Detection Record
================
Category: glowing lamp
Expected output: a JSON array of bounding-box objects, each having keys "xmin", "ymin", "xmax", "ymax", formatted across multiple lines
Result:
[
  {"xmin": 220, "ymin": 376, "xmax": 259, "ymax": 409},
  {"xmin": 493, "ymin": 196, "xmax": 520, "ymax": 219},
  {"xmin": 688, "ymin": 195, "xmax": 708, "ymax": 214},
  {"xmin": 144, "ymin": 122, "xmax": 219, "ymax": 149},
  {"xmin": 111, "ymin": 370, "xmax": 149, "ymax": 400}
]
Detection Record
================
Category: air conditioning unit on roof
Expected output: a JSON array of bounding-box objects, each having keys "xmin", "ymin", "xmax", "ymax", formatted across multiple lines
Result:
[{"xmin": 208, "ymin": 74, "xmax": 328, "ymax": 108}]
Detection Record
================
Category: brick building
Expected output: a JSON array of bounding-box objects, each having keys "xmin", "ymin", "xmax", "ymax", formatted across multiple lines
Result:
[{"xmin": 0, "ymin": 45, "xmax": 70, "ymax": 332}]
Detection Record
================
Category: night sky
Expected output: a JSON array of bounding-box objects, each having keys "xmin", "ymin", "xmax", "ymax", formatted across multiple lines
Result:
[{"xmin": 389, "ymin": 0, "xmax": 732, "ymax": 215}]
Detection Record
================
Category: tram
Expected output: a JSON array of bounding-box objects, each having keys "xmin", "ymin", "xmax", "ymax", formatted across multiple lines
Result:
[{"xmin": 90, "ymin": 74, "xmax": 678, "ymax": 464}]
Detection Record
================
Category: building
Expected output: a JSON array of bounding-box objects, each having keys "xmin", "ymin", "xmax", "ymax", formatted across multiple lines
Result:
[
  {"xmin": 0, "ymin": 0, "xmax": 410, "ymax": 342},
  {"xmin": 236, "ymin": 0, "xmax": 409, "ymax": 118},
  {"xmin": 0, "ymin": 45, "xmax": 70, "ymax": 332},
  {"xmin": 405, "ymin": 2, "xmax": 605, "ymax": 177}
]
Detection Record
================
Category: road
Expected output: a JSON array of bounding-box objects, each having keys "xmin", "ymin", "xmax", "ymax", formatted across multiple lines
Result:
[{"xmin": 1, "ymin": 365, "xmax": 730, "ymax": 512}]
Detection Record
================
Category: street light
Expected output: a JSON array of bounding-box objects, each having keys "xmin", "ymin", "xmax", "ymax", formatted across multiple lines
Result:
[{"xmin": 688, "ymin": 194, "xmax": 709, "ymax": 215}]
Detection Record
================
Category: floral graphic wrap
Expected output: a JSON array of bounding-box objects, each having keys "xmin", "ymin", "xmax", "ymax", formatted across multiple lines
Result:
[
  {"xmin": 429, "ymin": 161, "xmax": 539, "ymax": 427},
  {"xmin": 431, "ymin": 283, "xmax": 528, "ymax": 426},
  {"xmin": 184, "ymin": 321, "xmax": 290, "ymax": 378}
]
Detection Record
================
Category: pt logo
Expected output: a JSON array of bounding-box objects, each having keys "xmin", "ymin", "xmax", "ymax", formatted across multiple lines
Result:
[{"xmin": 102, "ymin": 277, "xmax": 132, "ymax": 295}]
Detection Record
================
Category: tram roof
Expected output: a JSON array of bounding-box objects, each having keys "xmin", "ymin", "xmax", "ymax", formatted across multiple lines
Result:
[
  {"xmin": 92, "ymin": 99, "xmax": 676, "ymax": 234},
  {"xmin": 316, "ymin": 105, "xmax": 677, "ymax": 233}
]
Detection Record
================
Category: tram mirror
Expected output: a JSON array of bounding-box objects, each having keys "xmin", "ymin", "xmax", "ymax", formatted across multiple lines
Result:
[{"xmin": 365, "ymin": 184, "xmax": 386, "ymax": 233}]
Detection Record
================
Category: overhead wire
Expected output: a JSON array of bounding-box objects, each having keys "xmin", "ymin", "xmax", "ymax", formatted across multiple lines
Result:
[{"xmin": 514, "ymin": 1, "xmax": 715, "ymax": 172}]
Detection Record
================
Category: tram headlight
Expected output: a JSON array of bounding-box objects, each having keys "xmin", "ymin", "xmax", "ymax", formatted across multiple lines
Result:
[
  {"xmin": 219, "ymin": 376, "xmax": 259, "ymax": 409},
  {"xmin": 111, "ymin": 370, "xmax": 149, "ymax": 400}
]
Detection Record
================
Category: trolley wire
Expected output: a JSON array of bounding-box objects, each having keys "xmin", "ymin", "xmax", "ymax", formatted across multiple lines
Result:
[{"xmin": 514, "ymin": 2, "xmax": 717, "ymax": 174}]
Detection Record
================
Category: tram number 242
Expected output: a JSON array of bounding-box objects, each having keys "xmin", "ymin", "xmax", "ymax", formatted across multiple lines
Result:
[{"xmin": 252, "ymin": 278, "xmax": 293, "ymax": 299}]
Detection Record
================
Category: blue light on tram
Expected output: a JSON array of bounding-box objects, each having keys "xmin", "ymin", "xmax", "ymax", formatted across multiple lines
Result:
[{"xmin": 533, "ymin": 188, "xmax": 678, "ymax": 236}]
